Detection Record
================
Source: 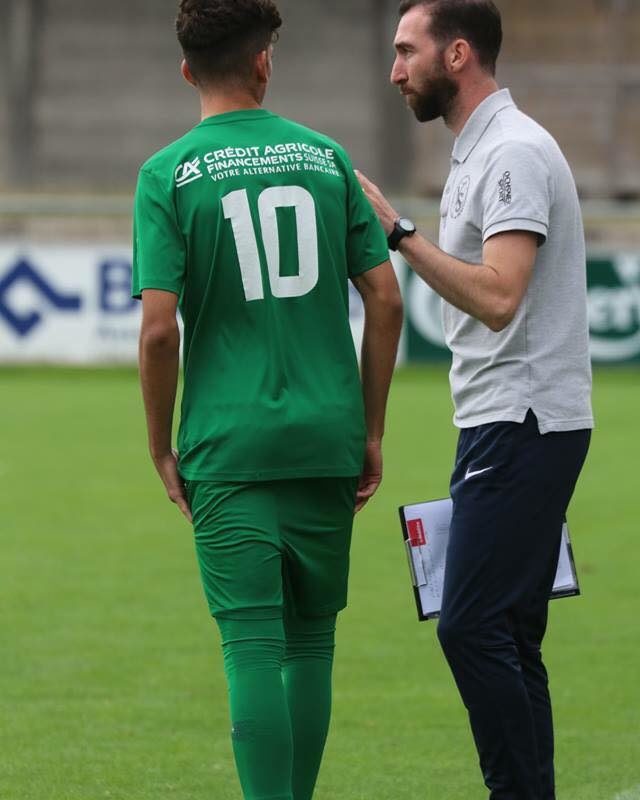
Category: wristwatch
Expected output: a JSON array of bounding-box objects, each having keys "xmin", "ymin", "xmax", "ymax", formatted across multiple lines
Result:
[{"xmin": 387, "ymin": 217, "xmax": 417, "ymax": 251}]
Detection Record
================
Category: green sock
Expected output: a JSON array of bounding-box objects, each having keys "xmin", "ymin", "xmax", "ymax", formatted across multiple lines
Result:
[
  {"xmin": 283, "ymin": 614, "xmax": 337, "ymax": 800},
  {"xmin": 215, "ymin": 614, "xmax": 337, "ymax": 800},
  {"xmin": 216, "ymin": 617, "xmax": 293, "ymax": 800}
]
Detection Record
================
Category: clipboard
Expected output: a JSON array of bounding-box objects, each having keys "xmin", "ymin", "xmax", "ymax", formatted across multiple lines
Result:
[{"xmin": 399, "ymin": 497, "xmax": 580, "ymax": 622}]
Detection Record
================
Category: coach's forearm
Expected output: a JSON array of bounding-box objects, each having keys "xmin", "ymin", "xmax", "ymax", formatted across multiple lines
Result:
[
  {"xmin": 360, "ymin": 295, "xmax": 403, "ymax": 441},
  {"xmin": 399, "ymin": 235, "xmax": 511, "ymax": 331},
  {"xmin": 139, "ymin": 321, "xmax": 181, "ymax": 461}
]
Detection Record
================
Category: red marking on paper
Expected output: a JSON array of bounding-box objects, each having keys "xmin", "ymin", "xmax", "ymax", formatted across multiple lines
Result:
[{"xmin": 407, "ymin": 519, "xmax": 426, "ymax": 547}]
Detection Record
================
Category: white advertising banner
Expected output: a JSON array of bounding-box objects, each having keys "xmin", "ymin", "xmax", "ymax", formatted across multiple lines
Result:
[
  {"xmin": 1, "ymin": 244, "xmax": 638, "ymax": 365},
  {"xmin": 0, "ymin": 244, "xmax": 140, "ymax": 364}
]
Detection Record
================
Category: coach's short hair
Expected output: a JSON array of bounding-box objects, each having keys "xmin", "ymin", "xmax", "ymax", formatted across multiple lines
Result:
[
  {"xmin": 398, "ymin": 0, "xmax": 502, "ymax": 75},
  {"xmin": 176, "ymin": 0, "xmax": 282, "ymax": 86}
]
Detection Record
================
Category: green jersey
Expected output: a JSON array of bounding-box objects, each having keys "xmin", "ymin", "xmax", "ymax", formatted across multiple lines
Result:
[{"xmin": 132, "ymin": 109, "xmax": 388, "ymax": 481}]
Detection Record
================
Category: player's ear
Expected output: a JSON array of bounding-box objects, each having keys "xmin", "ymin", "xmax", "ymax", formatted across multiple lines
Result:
[
  {"xmin": 181, "ymin": 59, "xmax": 198, "ymax": 87},
  {"xmin": 255, "ymin": 47, "xmax": 272, "ymax": 84}
]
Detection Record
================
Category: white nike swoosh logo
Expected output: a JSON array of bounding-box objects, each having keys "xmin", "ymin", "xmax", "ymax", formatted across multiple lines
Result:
[{"xmin": 465, "ymin": 466, "xmax": 493, "ymax": 480}]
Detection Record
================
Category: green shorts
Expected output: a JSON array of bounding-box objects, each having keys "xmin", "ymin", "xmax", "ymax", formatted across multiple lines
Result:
[{"xmin": 186, "ymin": 477, "xmax": 359, "ymax": 620}]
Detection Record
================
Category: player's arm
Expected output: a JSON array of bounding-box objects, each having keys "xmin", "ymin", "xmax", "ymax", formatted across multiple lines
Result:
[
  {"xmin": 139, "ymin": 288, "xmax": 191, "ymax": 523},
  {"xmin": 352, "ymin": 261, "xmax": 403, "ymax": 512},
  {"xmin": 356, "ymin": 170, "xmax": 537, "ymax": 332}
]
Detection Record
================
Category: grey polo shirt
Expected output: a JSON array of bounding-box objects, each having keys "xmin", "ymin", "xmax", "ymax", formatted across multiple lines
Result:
[{"xmin": 439, "ymin": 89, "xmax": 594, "ymax": 433}]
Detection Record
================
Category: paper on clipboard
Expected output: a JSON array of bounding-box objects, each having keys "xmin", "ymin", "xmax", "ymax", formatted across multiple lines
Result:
[{"xmin": 400, "ymin": 497, "xmax": 580, "ymax": 621}]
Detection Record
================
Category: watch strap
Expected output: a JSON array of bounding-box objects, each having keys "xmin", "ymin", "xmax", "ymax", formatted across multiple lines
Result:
[{"xmin": 387, "ymin": 218, "xmax": 415, "ymax": 251}]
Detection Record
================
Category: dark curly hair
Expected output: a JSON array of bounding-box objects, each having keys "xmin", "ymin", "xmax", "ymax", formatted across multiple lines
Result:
[
  {"xmin": 176, "ymin": 0, "xmax": 282, "ymax": 85},
  {"xmin": 398, "ymin": 0, "xmax": 502, "ymax": 75}
]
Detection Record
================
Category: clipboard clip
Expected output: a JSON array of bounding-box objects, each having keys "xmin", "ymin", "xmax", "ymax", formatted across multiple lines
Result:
[{"xmin": 404, "ymin": 539, "xmax": 428, "ymax": 587}]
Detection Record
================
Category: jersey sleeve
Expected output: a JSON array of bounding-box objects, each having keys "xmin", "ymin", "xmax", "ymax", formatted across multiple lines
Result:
[
  {"xmin": 132, "ymin": 168, "xmax": 186, "ymax": 299},
  {"xmin": 339, "ymin": 151, "xmax": 390, "ymax": 277},
  {"xmin": 480, "ymin": 140, "xmax": 552, "ymax": 245}
]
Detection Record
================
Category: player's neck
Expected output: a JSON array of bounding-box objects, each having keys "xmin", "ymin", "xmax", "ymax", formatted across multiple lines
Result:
[{"xmin": 199, "ymin": 87, "xmax": 264, "ymax": 121}]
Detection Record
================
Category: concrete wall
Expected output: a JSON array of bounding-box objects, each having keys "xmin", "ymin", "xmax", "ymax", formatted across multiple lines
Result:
[
  {"xmin": 411, "ymin": 0, "xmax": 640, "ymax": 197},
  {"xmin": 2, "ymin": 0, "xmax": 639, "ymax": 198}
]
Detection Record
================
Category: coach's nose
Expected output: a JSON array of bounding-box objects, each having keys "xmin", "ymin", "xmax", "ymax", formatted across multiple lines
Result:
[{"xmin": 390, "ymin": 56, "xmax": 406, "ymax": 86}]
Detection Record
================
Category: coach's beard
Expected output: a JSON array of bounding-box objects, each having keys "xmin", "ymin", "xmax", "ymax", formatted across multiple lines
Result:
[{"xmin": 410, "ymin": 74, "xmax": 459, "ymax": 123}]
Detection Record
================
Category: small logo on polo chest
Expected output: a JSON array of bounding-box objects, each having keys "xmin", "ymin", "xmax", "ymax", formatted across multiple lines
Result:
[{"xmin": 450, "ymin": 175, "xmax": 471, "ymax": 218}]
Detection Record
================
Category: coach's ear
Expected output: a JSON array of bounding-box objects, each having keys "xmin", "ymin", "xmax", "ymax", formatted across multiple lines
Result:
[{"xmin": 181, "ymin": 59, "xmax": 198, "ymax": 87}]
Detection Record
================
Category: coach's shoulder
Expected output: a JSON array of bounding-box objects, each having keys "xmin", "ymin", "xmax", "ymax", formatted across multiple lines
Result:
[
  {"xmin": 483, "ymin": 119, "xmax": 553, "ymax": 176},
  {"xmin": 497, "ymin": 106, "xmax": 562, "ymax": 160}
]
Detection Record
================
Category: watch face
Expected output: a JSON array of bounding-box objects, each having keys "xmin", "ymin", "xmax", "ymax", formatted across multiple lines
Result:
[{"xmin": 398, "ymin": 217, "xmax": 416, "ymax": 234}]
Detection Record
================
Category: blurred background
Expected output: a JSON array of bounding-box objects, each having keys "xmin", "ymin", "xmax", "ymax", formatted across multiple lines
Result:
[{"xmin": 1, "ymin": 0, "xmax": 639, "ymax": 365}]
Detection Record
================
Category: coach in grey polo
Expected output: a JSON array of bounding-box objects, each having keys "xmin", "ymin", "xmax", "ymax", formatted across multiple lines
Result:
[
  {"xmin": 357, "ymin": 1, "xmax": 593, "ymax": 799},
  {"xmin": 441, "ymin": 86, "xmax": 593, "ymax": 433}
]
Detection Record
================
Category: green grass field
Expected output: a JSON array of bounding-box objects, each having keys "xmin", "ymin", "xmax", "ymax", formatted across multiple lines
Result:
[{"xmin": 2, "ymin": 365, "xmax": 639, "ymax": 800}]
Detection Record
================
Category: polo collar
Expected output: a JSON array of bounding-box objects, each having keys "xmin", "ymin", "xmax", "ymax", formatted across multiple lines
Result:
[{"xmin": 452, "ymin": 88, "xmax": 516, "ymax": 164}]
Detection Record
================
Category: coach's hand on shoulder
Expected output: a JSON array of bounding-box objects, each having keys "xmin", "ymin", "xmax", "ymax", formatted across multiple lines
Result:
[
  {"xmin": 355, "ymin": 170, "xmax": 398, "ymax": 235},
  {"xmin": 153, "ymin": 449, "xmax": 193, "ymax": 524},
  {"xmin": 355, "ymin": 439, "xmax": 383, "ymax": 513}
]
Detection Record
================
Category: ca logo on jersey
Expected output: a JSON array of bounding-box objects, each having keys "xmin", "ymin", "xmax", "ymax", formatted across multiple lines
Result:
[{"xmin": 175, "ymin": 158, "xmax": 203, "ymax": 188}]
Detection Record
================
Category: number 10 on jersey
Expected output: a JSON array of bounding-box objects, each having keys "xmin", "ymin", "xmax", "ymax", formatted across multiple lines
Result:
[{"xmin": 222, "ymin": 185, "xmax": 319, "ymax": 302}]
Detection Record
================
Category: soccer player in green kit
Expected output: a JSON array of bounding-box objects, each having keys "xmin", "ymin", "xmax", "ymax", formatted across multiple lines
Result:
[{"xmin": 133, "ymin": 1, "xmax": 403, "ymax": 798}]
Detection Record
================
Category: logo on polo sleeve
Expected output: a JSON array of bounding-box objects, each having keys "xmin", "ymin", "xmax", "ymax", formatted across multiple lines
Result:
[{"xmin": 498, "ymin": 171, "xmax": 512, "ymax": 205}]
